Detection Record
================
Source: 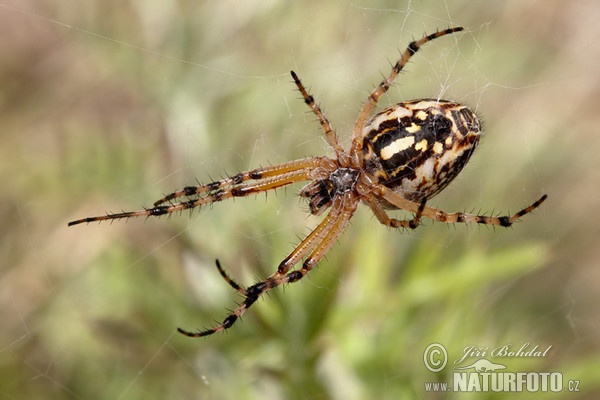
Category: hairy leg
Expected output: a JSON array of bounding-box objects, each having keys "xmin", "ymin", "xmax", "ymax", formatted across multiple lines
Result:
[{"xmin": 177, "ymin": 194, "xmax": 358, "ymax": 337}]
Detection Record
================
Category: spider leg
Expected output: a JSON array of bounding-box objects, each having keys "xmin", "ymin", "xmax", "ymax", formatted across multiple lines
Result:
[
  {"xmin": 154, "ymin": 157, "xmax": 334, "ymax": 206},
  {"xmin": 290, "ymin": 71, "xmax": 345, "ymax": 158},
  {"xmin": 374, "ymin": 183, "xmax": 547, "ymax": 227},
  {"xmin": 365, "ymin": 195, "xmax": 426, "ymax": 229},
  {"xmin": 177, "ymin": 194, "xmax": 359, "ymax": 337},
  {"xmin": 68, "ymin": 157, "xmax": 335, "ymax": 226},
  {"xmin": 350, "ymin": 27, "xmax": 463, "ymax": 159},
  {"xmin": 214, "ymin": 259, "xmax": 247, "ymax": 295}
]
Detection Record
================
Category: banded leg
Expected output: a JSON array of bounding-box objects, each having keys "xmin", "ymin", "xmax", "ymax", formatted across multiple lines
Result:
[
  {"xmin": 375, "ymin": 183, "xmax": 547, "ymax": 227},
  {"xmin": 215, "ymin": 259, "xmax": 246, "ymax": 294},
  {"xmin": 154, "ymin": 157, "xmax": 335, "ymax": 206},
  {"xmin": 273, "ymin": 194, "xmax": 356, "ymax": 276},
  {"xmin": 177, "ymin": 194, "xmax": 359, "ymax": 337},
  {"xmin": 350, "ymin": 27, "xmax": 464, "ymax": 157},
  {"xmin": 365, "ymin": 195, "xmax": 426, "ymax": 229},
  {"xmin": 290, "ymin": 71, "xmax": 345, "ymax": 158},
  {"xmin": 68, "ymin": 157, "xmax": 335, "ymax": 226}
]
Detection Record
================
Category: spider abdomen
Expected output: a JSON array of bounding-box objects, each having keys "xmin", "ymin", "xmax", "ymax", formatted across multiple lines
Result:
[{"xmin": 362, "ymin": 99, "xmax": 480, "ymax": 202}]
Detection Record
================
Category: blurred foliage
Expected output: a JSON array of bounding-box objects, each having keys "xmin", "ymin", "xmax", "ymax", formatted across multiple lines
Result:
[{"xmin": 1, "ymin": 1, "xmax": 599, "ymax": 399}]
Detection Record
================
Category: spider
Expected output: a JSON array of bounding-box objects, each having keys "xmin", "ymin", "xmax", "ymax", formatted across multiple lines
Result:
[{"xmin": 68, "ymin": 27, "xmax": 547, "ymax": 337}]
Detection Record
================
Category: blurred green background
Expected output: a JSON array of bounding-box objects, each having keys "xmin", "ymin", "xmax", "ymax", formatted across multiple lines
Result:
[{"xmin": 1, "ymin": 1, "xmax": 599, "ymax": 399}]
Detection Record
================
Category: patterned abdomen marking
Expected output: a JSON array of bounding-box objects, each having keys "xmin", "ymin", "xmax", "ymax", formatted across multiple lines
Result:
[{"xmin": 362, "ymin": 100, "xmax": 480, "ymax": 202}]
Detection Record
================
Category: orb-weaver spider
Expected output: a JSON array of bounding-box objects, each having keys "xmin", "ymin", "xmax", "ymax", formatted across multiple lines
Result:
[{"xmin": 69, "ymin": 27, "xmax": 547, "ymax": 337}]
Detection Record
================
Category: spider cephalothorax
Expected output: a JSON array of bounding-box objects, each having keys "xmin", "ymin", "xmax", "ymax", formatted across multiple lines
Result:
[
  {"xmin": 69, "ymin": 27, "xmax": 546, "ymax": 337},
  {"xmin": 300, "ymin": 167, "xmax": 360, "ymax": 215}
]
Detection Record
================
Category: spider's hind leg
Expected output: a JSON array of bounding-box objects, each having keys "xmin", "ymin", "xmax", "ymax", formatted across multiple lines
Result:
[
  {"xmin": 377, "ymin": 185, "xmax": 547, "ymax": 228},
  {"xmin": 366, "ymin": 196, "xmax": 427, "ymax": 229}
]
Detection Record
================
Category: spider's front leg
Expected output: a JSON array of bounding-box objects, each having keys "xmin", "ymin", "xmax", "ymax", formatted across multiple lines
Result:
[
  {"xmin": 67, "ymin": 157, "xmax": 335, "ymax": 226},
  {"xmin": 152, "ymin": 158, "xmax": 333, "ymax": 206},
  {"xmin": 177, "ymin": 194, "xmax": 359, "ymax": 337}
]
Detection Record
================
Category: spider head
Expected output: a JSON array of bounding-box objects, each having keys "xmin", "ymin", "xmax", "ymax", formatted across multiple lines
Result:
[
  {"xmin": 362, "ymin": 100, "xmax": 480, "ymax": 203},
  {"xmin": 300, "ymin": 168, "xmax": 360, "ymax": 215}
]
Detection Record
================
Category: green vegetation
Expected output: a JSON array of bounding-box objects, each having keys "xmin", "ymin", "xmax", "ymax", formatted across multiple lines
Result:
[{"xmin": 1, "ymin": 2, "xmax": 598, "ymax": 399}]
